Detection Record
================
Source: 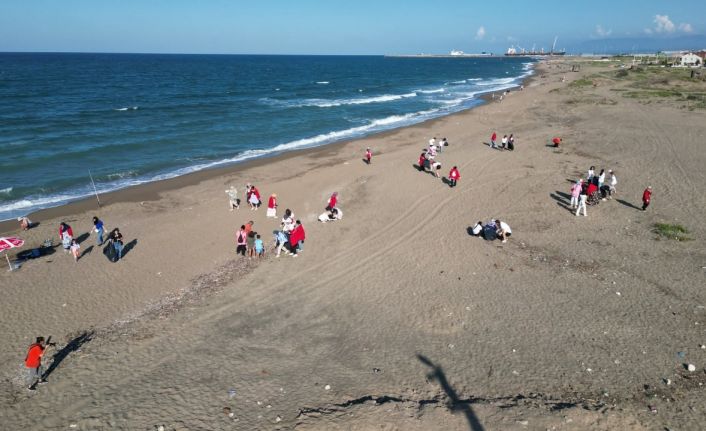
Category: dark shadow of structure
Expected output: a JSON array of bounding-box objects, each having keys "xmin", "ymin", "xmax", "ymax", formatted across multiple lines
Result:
[
  {"xmin": 417, "ymin": 354, "xmax": 485, "ymax": 431},
  {"xmin": 616, "ymin": 199, "xmax": 642, "ymax": 211},
  {"xmin": 42, "ymin": 330, "xmax": 95, "ymax": 381}
]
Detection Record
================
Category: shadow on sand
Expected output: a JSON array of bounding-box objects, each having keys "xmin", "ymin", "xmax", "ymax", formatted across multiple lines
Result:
[
  {"xmin": 616, "ymin": 199, "xmax": 642, "ymax": 211},
  {"xmin": 42, "ymin": 330, "xmax": 95, "ymax": 382},
  {"xmin": 417, "ymin": 354, "xmax": 484, "ymax": 431}
]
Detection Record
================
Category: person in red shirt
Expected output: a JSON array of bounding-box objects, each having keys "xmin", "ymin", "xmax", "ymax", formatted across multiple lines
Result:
[
  {"xmin": 289, "ymin": 220, "xmax": 305, "ymax": 257},
  {"xmin": 448, "ymin": 166, "xmax": 460, "ymax": 188},
  {"xmin": 365, "ymin": 148, "xmax": 372, "ymax": 165},
  {"xmin": 58, "ymin": 222, "xmax": 73, "ymax": 241},
  {"xmin": 25, "ymin": 337, "xmax": 48, "ymax": 390},
  {"xmin": 251, "ymin": 186, "xmax": 262, "ymax": 209},
  {"xmin": 642, "ymin": 186, "xmax": 652, "ymax": 211},
  {"xmin": 267, "ymin": 194, "xmax": 277, "ymax": 218},
  {"xmin": 326, "ymin": 192, "xmax": 338, "ymax": 211},
  {"xmin": 490, "ymin": 132, "xmax": 497, "ymax": 148},
  {"xmin": 418, "ymin": 152, "xmax": 426, "ymax": 172}
]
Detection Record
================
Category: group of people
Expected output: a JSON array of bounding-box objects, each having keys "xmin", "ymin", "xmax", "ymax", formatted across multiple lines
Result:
[
  {"xmin": 471, "ymin": 219, "xmax": 512, "ymax": 243},
  {"xmin": 416, "ymin": 137, "xmax": 461, "ymax": 188},
  {"xmin": 226, "ymin": 184, "xmax": 279, "ymax": 217},
  {"xmin": 570, "ymin": 166, "xmax": 618, "ymax": 216},
  {"xmin": 56, "ymin": 217, "xmax": 123, "ymax": 262},
  {"xmin": 489, "ymin": 132, "xmax": 515, "ymax": 150}
]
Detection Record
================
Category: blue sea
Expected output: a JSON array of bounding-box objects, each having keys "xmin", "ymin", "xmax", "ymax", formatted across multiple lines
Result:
[{"xmin": 0, "ymin": 53, "xmax": 533, "ymax": 220}]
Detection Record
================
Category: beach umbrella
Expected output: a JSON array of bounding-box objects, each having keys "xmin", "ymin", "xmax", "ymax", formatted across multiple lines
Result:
[{"xmin": 0, "ymin": 236, "xmax": 25, "ymax": 271}]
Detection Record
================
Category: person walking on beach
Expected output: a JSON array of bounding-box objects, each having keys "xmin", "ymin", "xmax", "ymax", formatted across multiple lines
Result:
[
  {"xmin": 326, "ymin": 192, "xmax": 338, "ymax": 211},
  {"xmin": 92, "ymin": 216, "xmax": 105, "ymax": 245},
  {"xmin": 448, "ymin": 166, "xmax": 460, "ymax": 188},
  {"xmin": 570, "ymin": 179, "xmax": 582, "ymax": 209},
  {"xmin": 642, "ymin": 186, "xmax": 652, "ymax": 211},
  {"xmin": 575, "ymin": 186, "xmax": 588, "ymax": 217},
  {"xmin": 365, "ymin": 147, "xmax": 372, "ymax": 164},
  {"xmin": 267, "ymin": 194, "xmax": 278, "ymax": 218},
  {"xmin": 59, "ymin": 222, "xmax": 73, "ymax": 251},
  {"xmin": 255, "ymin": 234, "xmax": 264, "ymax": 258},
  {"xmin": 608, "ymin": 170, "xmax": 617, "ymax": 198},
  {"xmin": 247, "ymin": 230, "xmax": 256, "ymax": 258},
  {"xmin": 236, "ymin": 225, "xmax": 247, "ymax": 256},
  {"xmin": 598, "ymin": 169, "xmax": 606, "ymax": 189},
  {"xmin": 226, "ymin": 186, "xmax": 239, "ymax": 210},
  {"xmin": 70, "ymin": 239, "xmax": 81, "ymax": 262},
  {"xmin": 490, "ymin": 132, "xmax": 497, "ymax": 149},
  {"xmin": 501, "ymin": 134, "xmax": 508, "ymax": 150},
  {"xmin": 25, "ymin": 337, "xmax": 50, "ymax": 390},
  {"xmin": 587, "ymin": 166, "xmax": 595, "ymax": 182},
  {"xmin": 111, "ymin": 228, "xmax": 124, "ymax": 260}
]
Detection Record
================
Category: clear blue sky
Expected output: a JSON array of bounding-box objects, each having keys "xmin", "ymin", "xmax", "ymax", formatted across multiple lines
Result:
[{"xmin": 1, "ymin": 0, "xmax": 703, "ymax": 54}]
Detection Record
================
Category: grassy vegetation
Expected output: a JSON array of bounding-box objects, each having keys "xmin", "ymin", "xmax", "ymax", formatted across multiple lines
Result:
[
  {"xmin": 653, "ymin": 223, "xmax": 692, "ymax": 241},
  {"xmin": 568, "ymin": 78, "xmax": 594, "ymax": 88}
]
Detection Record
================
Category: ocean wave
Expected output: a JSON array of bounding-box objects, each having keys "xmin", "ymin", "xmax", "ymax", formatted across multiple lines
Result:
[
  {"xmin": 316, "ymin": 81, "xmax": 329, "ymax": 85},
  {"xmin": 0, "ymin": 187, "xmax": 12, "ymax": 195},
  {"xmin": 262, "ymin": 92, "xmax": 418, "ymax": 108},
  {"xmin": 115, "ymin": 106, "xmax": 139, "ymax": 111},
  {"xmin": 416, "ymin": 88, "xmax": 445, "ymax": 94},
  {"xmin": 468, "ymin": 78, "xmax": 482, "ymax": 81},
  {"xmin": 106, "ymin": 170, "xmax": 137, "ymax": 180}
]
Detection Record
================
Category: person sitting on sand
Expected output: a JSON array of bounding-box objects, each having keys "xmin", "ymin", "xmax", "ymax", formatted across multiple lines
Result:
[
  {"xmin": 318, "ymin": 207, "xmax": 343, "ymax": 223},
  {"xmin": 326, "ymin": 192, "xmax": 338, "ymax": 211},
  {"xmin": 418, "ymin": 152, "xmax": 427, "ymax": 171},
  {"xmin": 70, "ymin": 239, "xmax": 81, "ymax": 262},
  {"xmin": 18, "ymin": 216, "xmax": 32, "ymax": 231},
  {"xmin": 471, "ymin": 221, "xmax": 484, "ymax": 236},
  {"xmin": 59, "ymin": 222, "xmax": 73, "ymax": 251},
  {"xmin": 448, "ymin": 166, "xmax": 460, "ymax": 188},
  {"xmin": 248, "ymin": 185, "xmax": 261, "ymax": 210},
  {"xmin": 495, "ymin": 220, "xmax": 512, "ymax": 243},
  {"xmin": 226, "ymin": 186, "xmax": 239, "ymax": 210},
  {"xmin": 267, "ymin": 193, "xmax": 277, "ymax": 218}
]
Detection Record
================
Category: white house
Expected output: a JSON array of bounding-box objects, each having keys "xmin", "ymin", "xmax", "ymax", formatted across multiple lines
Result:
[{"xmin": 677, "ymin": 53, "xmax": 702, "ymax": 67}]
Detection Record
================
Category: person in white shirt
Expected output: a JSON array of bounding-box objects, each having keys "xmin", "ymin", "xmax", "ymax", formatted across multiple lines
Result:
[
  {"xmin": 501, "ymin": 135, "xmax": 508, "ymax": 150},
  {"xmin": 495, "ymin": 220, "xmax": 512, "ymax": 243},
  {"xmin": 587, "ymin": 166, "xmax": 595, "ymax": 181},
  {"xmin": 608, "ymin": 170, "xmax": 617, "ymax": 198},
  {"xmin": 429, "ymin": 137, "xmax": 437, "ymax": 148}
]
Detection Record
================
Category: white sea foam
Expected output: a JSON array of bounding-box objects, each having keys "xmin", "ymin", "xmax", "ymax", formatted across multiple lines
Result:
[
  {"xmin": 316, "ymin": 81, "xmax": 330, "ymax": 84},
  {"xmin": 115, "ymin": 106, "xmax": 138, "ymax": 111},
  {"xmin": 264, "ymin": 92, "xmax": 418, "ymax": 108},
  {"xmin": 416, "ymin": 88, "xmax": 445, "ymax": 94},
  {"xmin": 0, "ymin": 187, "xmax": 12, "ymax": 195}
]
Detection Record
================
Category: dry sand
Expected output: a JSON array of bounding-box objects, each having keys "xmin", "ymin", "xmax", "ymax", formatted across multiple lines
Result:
[{"xmin": 1, "ymin": 60, "xmax": 705, "ymax": 430}]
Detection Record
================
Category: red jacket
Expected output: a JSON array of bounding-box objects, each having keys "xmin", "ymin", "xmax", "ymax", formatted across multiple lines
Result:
[
  {"xmin": 59, "ymin": 225, "xmax": 73, "ymax": 239},
  {"xmin": 268, "ymin": 195, "xmax": 276, "ymax": 209},
  {"xmin": 365, "ymin": 150, "xmax": 372, "ymax": 160},
  {"xmin": 289, "ymin": 224, "xmax": 305, "ymax": 246},
  {"xmin": 642, "ymin": 189, "xmax": 652, "ymax": 203},
  {"xmin": 328, "ymin": 195, "xmax": 337, "ymax": 208},
  {"xmin": 449, "ymin": 168, "xmax": 460, "ymax": 180},
  {"xmin": 491, "ymin": 132, "xmax": 497, "ymax": 141},
  {"xmin": 252, "ymin": 187, "xmax": 261, "ymax": 200}
]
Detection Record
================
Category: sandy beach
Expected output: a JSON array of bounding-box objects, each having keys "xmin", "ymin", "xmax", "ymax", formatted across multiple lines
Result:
[{"xmin": 1, "ymin": 59, "xmax": 705, "ymax": 430}]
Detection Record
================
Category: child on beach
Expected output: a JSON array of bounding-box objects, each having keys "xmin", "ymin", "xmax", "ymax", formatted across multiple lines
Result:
[
  {"xmin": 255, "ymin": 234, "xmax": 264, "ymax": 258},
  {"xmin": 247, "ymin": 231, "xmax": 256, "ymax": 258},
  {"xmin": 365, "ymin": 147, "xmax": 372, "ymax": 164},
  {"xmin": 236, "ymin": 225, "xmax": 247, "ymax": 256},
  {"xmin": 490, "ymin": 132, "xmax": 497, "ymax": 148},
  {"xmin": 642, "ymin": 187, "xmax": 652, "ymax": 211},
  {"xmin": 448, "ymin": 166, "xmax": 460, "ymax": 187},
  {"xmin": 326, "ymin": 192, "xmax": 338, "ymax": 211},
  {"xmin": 570, "ymin": 180, "xmax": 582, "ymax": 209},
  {"xmin": 70, "ymin": 239, "xmax": 81, "ymax": 262},
  {"xmin": 274, "ymin": 226, "xmax": 290, "ymax": 257}
]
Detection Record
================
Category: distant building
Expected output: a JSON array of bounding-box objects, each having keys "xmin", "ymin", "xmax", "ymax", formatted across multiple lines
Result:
[
  {"xmin": 694, "ymin": 50, "xmax": 706, "ymax": 61},
  {"xmin": 677, "ymin": 53, "xmax": 703, "ymax": 67}
]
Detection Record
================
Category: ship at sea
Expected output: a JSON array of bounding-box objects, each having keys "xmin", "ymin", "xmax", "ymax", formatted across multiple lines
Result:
[{"xmin": 505, "ymin": 37, "xmax": 566, "ymax": 57}]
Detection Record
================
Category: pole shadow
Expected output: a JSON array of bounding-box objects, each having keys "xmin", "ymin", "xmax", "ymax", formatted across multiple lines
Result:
[
  {"xmin": 417, "ymin": 354, "xmax": 485, "ymax": 431},
  {"xmin": 75, "ymin": 232, "xmax": 90, "ymax": 245},
  {"xmin": 616, "ymin": 199, "xmax": 642, "ymax": 211},
  {"xmin": 42, "ymin": 330, "xmax": 95, "ymax": 381}
]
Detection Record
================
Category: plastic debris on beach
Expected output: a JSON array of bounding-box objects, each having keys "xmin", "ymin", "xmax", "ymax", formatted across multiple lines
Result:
[
  {"xmin": 686, "ymin": 364, "xmax": 696, "ymax": 372},
  {"xmin": 324, "ymin": 385, "xmax": 331, "ymax": 390},
  {"xmin": 228, "ymin": 389, "xmax": 237, "ymax": 398}
]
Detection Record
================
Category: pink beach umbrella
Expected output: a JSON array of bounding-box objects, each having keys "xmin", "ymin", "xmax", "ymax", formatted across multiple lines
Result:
[{"xmin": 0, "ymin": 236, "xmax": 25, "ymax": 271}]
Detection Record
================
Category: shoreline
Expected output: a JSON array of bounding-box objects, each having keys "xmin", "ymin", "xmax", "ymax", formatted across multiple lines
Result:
[{"xmin": 0, "ymin": 72, "xmax": 533, "ymax": 234}]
